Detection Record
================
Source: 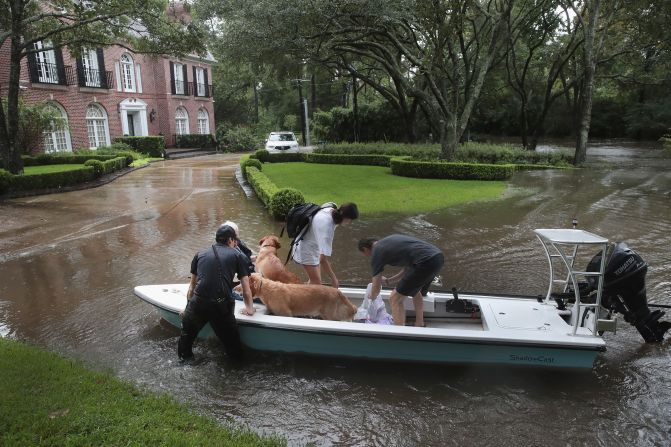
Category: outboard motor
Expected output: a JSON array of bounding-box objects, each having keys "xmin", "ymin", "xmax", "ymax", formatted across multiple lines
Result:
[{"xmin": 585, "ymin": 242, "xmax": 671, "ymax": 342}]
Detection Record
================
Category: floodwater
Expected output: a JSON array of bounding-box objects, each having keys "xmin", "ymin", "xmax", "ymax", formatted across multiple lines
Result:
[{"xmin": 1, "ymin": 140, "xmax": 670, "ymax": 446}]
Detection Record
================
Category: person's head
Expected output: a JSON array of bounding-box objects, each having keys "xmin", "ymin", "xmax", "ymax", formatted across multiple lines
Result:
[
  {"xmin": 215, "ymin": 224, "xmax": 238, "ymax": 247},
  {"xmin": 358, "ymin": 237, "xmax": 377, "ymax": 257},
  {"xmin": 222, "ymin": 220, "xmax": 240, "ymax": 237},
  {"xmin": 333, "ymin": 202, "xmax": 359, "ymax": 226}
]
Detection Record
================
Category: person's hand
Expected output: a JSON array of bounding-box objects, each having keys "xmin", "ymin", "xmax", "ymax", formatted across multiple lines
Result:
[{"xmin": 240, "ymin": 306, "xmax": 255, "ymax": 316}]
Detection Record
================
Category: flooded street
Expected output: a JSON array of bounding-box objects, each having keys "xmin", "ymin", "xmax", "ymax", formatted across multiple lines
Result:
[{"xmin": 1, "ymin": 141, "xmax": 670, "ymax": 446}]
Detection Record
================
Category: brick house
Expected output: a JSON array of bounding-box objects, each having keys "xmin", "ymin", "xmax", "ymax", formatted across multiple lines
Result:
[{"xmin": 0, "ymin": 38, "xmax": 215, "ymax": 152}]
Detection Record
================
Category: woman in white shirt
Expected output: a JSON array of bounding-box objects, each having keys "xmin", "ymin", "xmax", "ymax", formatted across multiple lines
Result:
[{"xmin": 292, "ymin": 202, "xmax": 359, "ymax": 288}]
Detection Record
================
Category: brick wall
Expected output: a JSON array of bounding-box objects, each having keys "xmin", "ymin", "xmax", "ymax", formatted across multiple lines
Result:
[{"xmin": 0, "ymin": 40, "xmax": 215, "ymax": 152}]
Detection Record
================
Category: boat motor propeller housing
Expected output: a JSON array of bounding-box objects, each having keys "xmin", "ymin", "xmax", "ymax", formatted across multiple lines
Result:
[{"xmin": 585, "ymin": 242, "xmax": 671, "ymax": 343}]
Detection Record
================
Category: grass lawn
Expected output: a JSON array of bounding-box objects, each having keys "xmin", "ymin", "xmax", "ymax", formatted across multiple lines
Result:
[
  {"xmin": 0, "ymin": 338, "xmax": 285, "ymax": 446},
  {"xmin": 262, "ymin": 163, "xmax": 506, "ymax": 214},
  {"xmin": 23, "ymin": 164, "xmax": 87, "ymax": 174}
]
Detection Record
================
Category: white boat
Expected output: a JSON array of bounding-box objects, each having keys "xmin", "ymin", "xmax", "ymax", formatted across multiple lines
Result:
[{"xmin": 134, "ymin": 229, "xmax": 670, "ymax": 368}]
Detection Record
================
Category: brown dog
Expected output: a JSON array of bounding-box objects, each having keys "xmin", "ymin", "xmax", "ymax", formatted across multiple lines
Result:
[
  {"xmin": 255, "ymin": 235, "xmax": 302, "ymax": 284},
  {"xmin": 249, "ymin": 273, "xmax": 357, "ymax": 321}
]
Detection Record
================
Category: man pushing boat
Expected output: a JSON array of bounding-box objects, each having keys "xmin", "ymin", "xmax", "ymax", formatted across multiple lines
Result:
[{"xmin": 358, "ymin": 235, "xmax": 444, "ymax": 327}]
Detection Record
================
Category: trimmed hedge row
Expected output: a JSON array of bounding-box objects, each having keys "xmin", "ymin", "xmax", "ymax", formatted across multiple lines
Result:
[
  {"xmin": 1, "ymin": 156, "xmax": 129, "ymax": 194},
  {"xmin": 244, "ymin": 166, "xmax": 304, "ymax": 218},
  {"xmin": 114, "ymin": 136, "xmax": 165, "ymax": 157},
  {"xmin": 304, "ymin": 153, "xmax": 391, "ymax": 166},
  {"xmin": 84, "ymin": 156, "xmax": 127, "ymax": 177},
  {"xmin": 251, "ymin": 150, "xmax": 304, "ymax": 163},
  {"xmin": 390, "ymin": 159, "xmax": 516, "ymax": 180},
  {"xmin": 8, "ymin": 166, "xmax": 96, "ymax": 191},
  {"xmin": 175, "ymin": 134, "xmax": 216, "ymax": 149},
  {"xmin": 240, "ymin": 157, "xmax": 262, "ymax": 179},
  {"xmin": 245, "ymin": 166, "xmax": 278, "ymax": 206},
  {"xmin": 22, "ymin": 154, "xmax": 117, "ymax": 166}
]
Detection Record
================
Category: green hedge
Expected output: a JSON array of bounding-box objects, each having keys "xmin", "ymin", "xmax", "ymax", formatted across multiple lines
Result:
[
  {"xmin": 22, "ymin": 154, "xmax": 117, "ymax": 166},
  {"xmin": 175, "ymin": 134, "xmax": 216, "ymax": 149},
  {"xmin": 391, "ymin": 159, "xmax": 516, "ymax": 180},
  {"xmin": 269, "ymin": 188, "xmax": 304, "ymax": 219},
  {"xmin": 240, "ymin": 158, "xmax": 262, "ymax": 179},
  {"xmin": 305, "ymin": 153, "xmax": 392, "ymax": 166},
  {"xmin": 85, "ymin": 156, "xmax": 128, "ymax": 178},
  {"xmin": 0, "ymin": 169, "xmax": 11, "ymax": 194},
  {"xmin": 8, "ymin": 166, "xmax": 96, "ymax": 191},
  {"xmin": 316, "ymin": 142, "xmax": 573, "ymax": 166},
  {"xmin": 246, "ymin": 167, "xmax": 278, "ymax": 206},
  {"xmin": 114, "ymin": 136, "xmax": 165, "ymax": 157}
]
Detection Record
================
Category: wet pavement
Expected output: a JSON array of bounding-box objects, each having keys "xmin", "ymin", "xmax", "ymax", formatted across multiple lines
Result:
[{"xmin": 1, "ymin": 143, "xmax": 670, "ymax": 446}]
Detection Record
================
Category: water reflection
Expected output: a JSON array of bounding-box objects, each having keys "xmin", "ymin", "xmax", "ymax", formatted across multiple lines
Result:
[{"xmin": 1, "ymin": 146, "xmax": 670, "ymax": 446}]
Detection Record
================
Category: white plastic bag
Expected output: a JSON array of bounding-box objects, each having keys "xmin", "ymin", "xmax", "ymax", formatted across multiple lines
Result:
[
  {"xmin": 354, "ymin": 297, "xmax": 372, "ymax": 321},
  {"xmin": 362, "ymin": 283, "xmax": 394, "ymax": 325}
]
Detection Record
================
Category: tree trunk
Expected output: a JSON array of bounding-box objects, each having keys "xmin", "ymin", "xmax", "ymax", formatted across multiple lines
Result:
[
  {"xmin": 574, "ymin": 0, "xmax": 601, "ymax": 166},
  {"xmin": 440, "ymin": 115, "xmax": 458, "ymax": 160}
]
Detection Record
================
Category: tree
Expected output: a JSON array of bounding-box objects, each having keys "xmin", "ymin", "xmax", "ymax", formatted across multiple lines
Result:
[{"xmin": 0, "ymin": 0, "xmax": 206, "ymax": 174}]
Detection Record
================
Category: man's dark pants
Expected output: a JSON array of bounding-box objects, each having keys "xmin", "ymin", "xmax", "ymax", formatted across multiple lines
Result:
[{"xmin": 178, "ymin": 295, "xmax": 243, "ymax": 360}]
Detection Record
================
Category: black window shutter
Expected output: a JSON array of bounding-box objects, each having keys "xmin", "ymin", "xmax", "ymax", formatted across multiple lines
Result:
[
  {"xmin": 54, "ymin": 47, "xmax": 67, "ymax": 85},
  {"xmin": 204, "ymin": 68, "xmax": 209, "ymax": 97},
  {"xmin": 27, "ymin": 50, "xmax": 39, "ymax": 83},
  {"xmin": 192, "ymin": 66, "xmax": 198, "ymax": 96},
  {"xmin": 96, "ymin": 48, "xmax": 107, "ymax": 89},
  {"xmin": 76, "ymin": 56, "xmax": 85, "ymax": 87},
  {"xmin": 169, "ymin": 61, "xmax": 175, "ymax": 94},
  {"xmin": 182, "ymin": 64, "xmax": 188, "ymax": 95}
]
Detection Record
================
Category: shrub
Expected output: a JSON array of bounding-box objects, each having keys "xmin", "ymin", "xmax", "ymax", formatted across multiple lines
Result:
[
  {"xmin": 252, "ymin": 149, "xmax": 270, "ymax": 162},
  {"xmin": 263, "ymin": 153, "xmax": 305, "ymax": 163},
  {"xmin": 391, "ymin": 159, "xmax": 516, "ymax": 180},
  {"xmin": 245, "ymin": 167, "xmax": 278, "ymax": 206},
  {"xmin": 305, "ymin": 153, "xmax": 391, "ymax": 166},
  {"xmin": 217, "ymin": 126, "xmax": 259, "ymax": 152},
  {"xmin": 175, "ymin": 134, "xmax": 216, "ymax": 149},
  {"xmin": 9, "ymin": 166, "xmax": 96, "ymax": 191},
  {"xmin": 84, "ymin": 159, "xmax": 104, "ymax": 177},
  {"xmin": 312, "ymin": 103, "xmax": 408, "ymax": 143},
  {"xmin": 114, "ymin": 136, "xmax": 165, "ymax": 157},
  {"xmin": 22, "ymin": 153, "xmax": 117, "ymax": 166},
  {"xmin": 0, "ymin": 169, "xmax": 12, "ymax": 194},
  {"xmin": 269, "ymin": 188, "xmax": 304, "ymax": 219},
  {"xmin": 240, "ymin": 158, "xmax": 262, "ymax": 179}
]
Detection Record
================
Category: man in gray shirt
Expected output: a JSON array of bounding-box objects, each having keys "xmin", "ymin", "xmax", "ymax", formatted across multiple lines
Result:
[{"xmin": 358, "ymin": 234, "xmax": 444, "ymax": 327}]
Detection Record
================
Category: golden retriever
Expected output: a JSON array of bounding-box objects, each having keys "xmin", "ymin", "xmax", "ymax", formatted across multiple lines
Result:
[
  {"xmin": 255, "ymin": 235, "xmax": 302, "ymax": 284},
  {"xmin": 249, "ymin": 273, "xmax": 357, "ymax": 321}
]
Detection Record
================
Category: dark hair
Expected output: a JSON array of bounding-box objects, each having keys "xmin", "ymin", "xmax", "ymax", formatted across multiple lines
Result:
[
  {"xmin": 215, "ymin": 225, "xmax": 237, "ymax": 244},
  {"xmin": 358, "ymin": 238, "xmax": 377, "ymax": 252},
  {"xmin": 333, "ymin": 202, "xmax": 359, "ymax": 224}
]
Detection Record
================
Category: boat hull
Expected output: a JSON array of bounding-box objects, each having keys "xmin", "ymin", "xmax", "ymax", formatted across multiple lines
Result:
[{"xmin": 135, "ymin": 284, "xmax": 603, "ymax": 368}]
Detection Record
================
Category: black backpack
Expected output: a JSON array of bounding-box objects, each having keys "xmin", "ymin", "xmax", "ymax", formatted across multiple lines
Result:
[{"xmin": 281, "ymin": 202, "xmax": 336, "ymax": 264}]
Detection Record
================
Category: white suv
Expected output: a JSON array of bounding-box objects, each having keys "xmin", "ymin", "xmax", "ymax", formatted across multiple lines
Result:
[{"xmin": 265, "ymin": 131, "xmax": 299, "ymax": 153}]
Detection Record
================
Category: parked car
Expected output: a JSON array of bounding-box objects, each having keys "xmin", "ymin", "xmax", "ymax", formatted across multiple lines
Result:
[{"xmin": 265, "ymin": 131, "xmax": 299, "ymax": 153}]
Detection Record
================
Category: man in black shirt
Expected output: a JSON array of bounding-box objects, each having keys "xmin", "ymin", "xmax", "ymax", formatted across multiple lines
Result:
[
  {"xmin": 358, "ymin": 234, "xmax": 444, "ymax": 327},
  {"xmin": 177, "ymin": 225, "xmax": 255, "ymax": 363}
]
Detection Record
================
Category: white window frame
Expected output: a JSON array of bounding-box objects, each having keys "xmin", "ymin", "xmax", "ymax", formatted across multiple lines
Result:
[
  {"xmin": 174, "ymin": 62, "xmax": 185, "ymax": 95},
  {"xmin": 120, "ymin": 54, "xmax": 136, "ymax": 92},
  {"xmin": 197, "ymin": 108, "xmax": 209, "ymax": 135},
  {"xmin": 86, "ymin": 104, "xmax": 110, "ymax": 149},
  {"xmin": 35, "ymin": 41, "xmax": 58, "ymax": 84},
  {"xmin": 195, "ymin": 67, "xmax": 205, "ymax": 97},
  {"xmin": 42, "ymin": 103, "xmax": 72, "ymax": 153},
  {"xmin": 82, "ymin": 49, "xmax": 100, "ymax": 87},
  {"xmin": 175, "ymin": 107, "xmax": 189, "ymax": 135}
]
